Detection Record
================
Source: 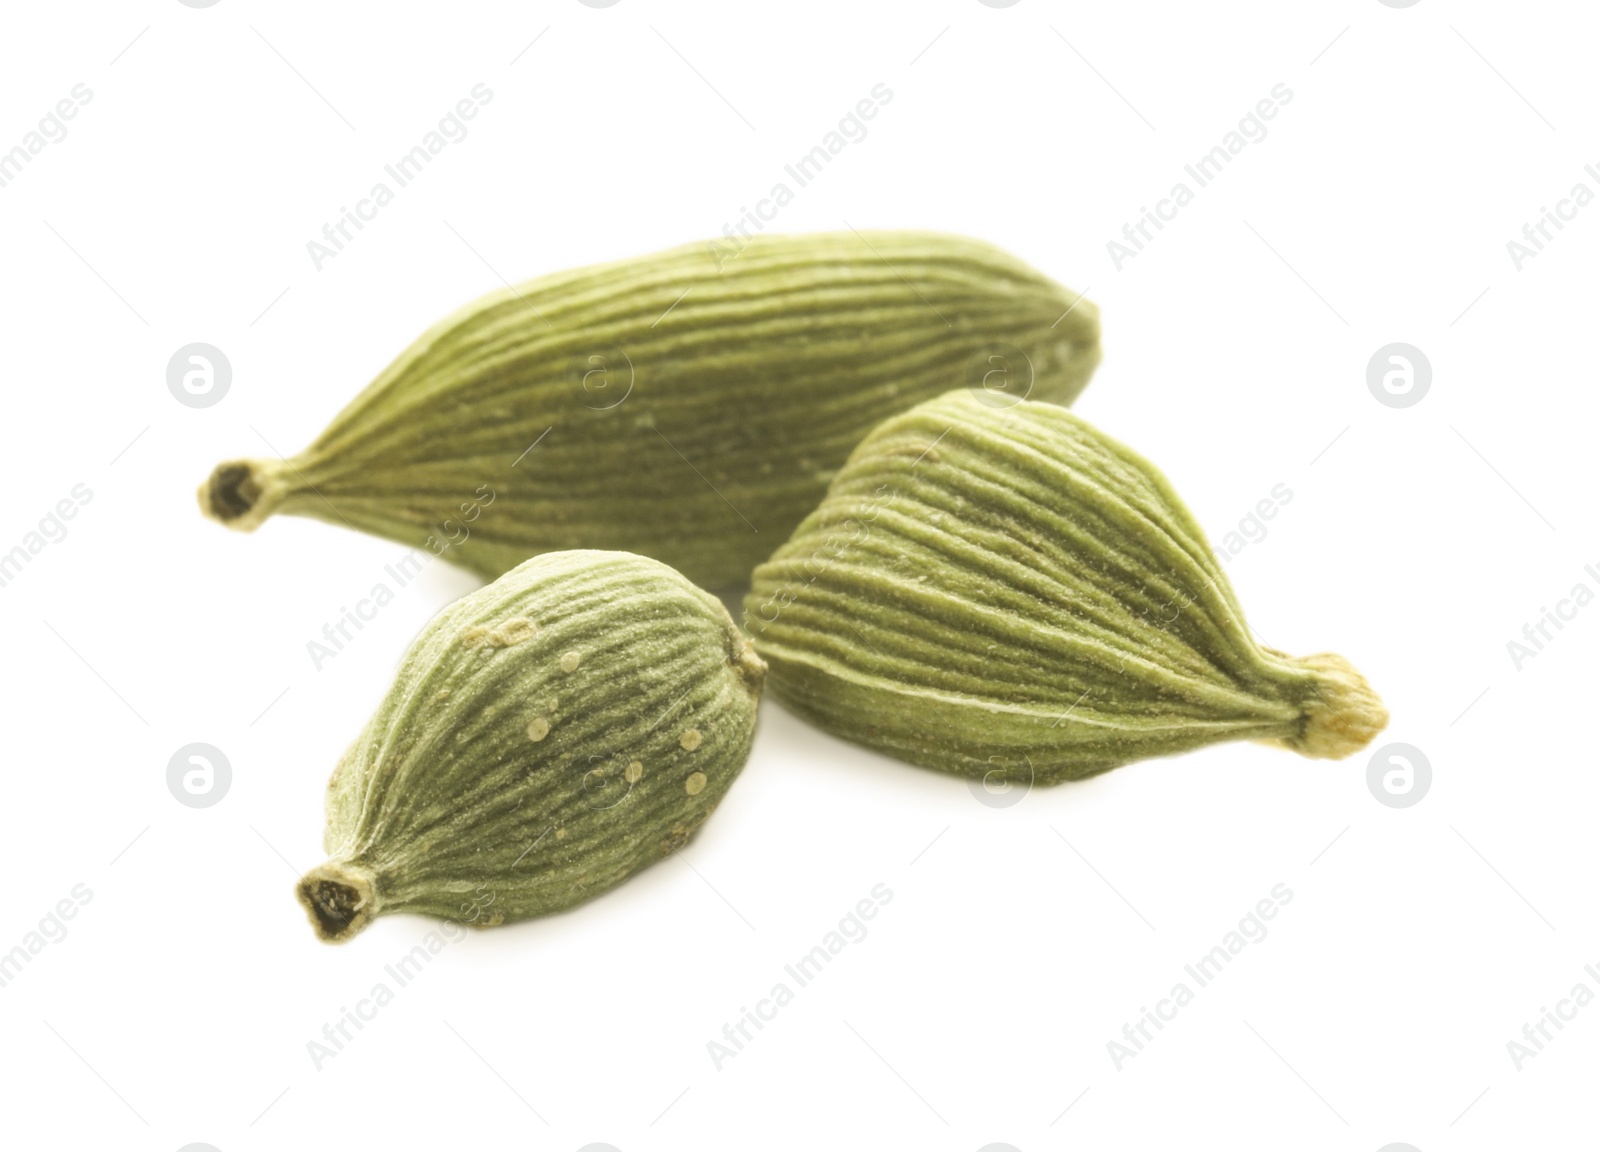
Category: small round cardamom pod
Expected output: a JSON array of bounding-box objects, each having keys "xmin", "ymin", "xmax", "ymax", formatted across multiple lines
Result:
[
  {"xmin": 297, "ymin": 550, "xmax": 765, "ymax": 943},
  {"xmin": 744, "ymin": 391, "xmax": 1387, "ymax": 783}
]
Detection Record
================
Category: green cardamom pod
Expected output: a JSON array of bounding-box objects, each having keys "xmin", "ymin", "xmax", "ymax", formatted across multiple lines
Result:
[
  {"xmin": 744, "ymin": 391, "xmax": 1387, "ymax": 783},
  {"xmin": 297, "ymin": 550, "xmax": 765, "ymax": 943},
  {"xmin": 200, "ymin": 232, "xmax": 1098, "ymax": 589}
]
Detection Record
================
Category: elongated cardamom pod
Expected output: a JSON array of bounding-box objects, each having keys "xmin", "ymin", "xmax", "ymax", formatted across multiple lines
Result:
[
  {"xmin": 297, "ymin": 550, "xmax": 765, "ymax": 943},
  {"xmin": 200, "ymin": 232, "xmax": 1098, "ymax": 589},
  {"xmin": 744, "ymin": 391, "xmax": 1387, "ymax": 783}
]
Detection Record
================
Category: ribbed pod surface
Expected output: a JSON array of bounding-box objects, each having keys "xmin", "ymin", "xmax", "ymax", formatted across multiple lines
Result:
[
  {"xmin": 298, "ymin": 550, "xmax": 765, "ymax": 942},
  {"xmin": 745, "ymin": 392, "xmax": 1386, "ymax": 783},
  {"xmin": 203, "ymin": 232, "xmax": 1099, "ymax": 589}
]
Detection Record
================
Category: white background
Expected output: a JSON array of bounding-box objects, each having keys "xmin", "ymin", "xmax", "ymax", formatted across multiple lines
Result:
[{"xmin": 0, "ymin": 1, "xmax": 1593, "ymax": 1149}]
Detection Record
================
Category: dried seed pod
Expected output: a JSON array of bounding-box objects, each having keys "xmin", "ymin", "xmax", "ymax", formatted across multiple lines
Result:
[
  {"xmin": 199, "ymin": 231, "xmax": 1099, "ymax": 589},
  {"xmin": 297, "ymin": 550, "xmax": 765, "ymax": 943},
  {"xmin": 744, "ymin": 391, "xmax": 1386, "ymax": 783}
]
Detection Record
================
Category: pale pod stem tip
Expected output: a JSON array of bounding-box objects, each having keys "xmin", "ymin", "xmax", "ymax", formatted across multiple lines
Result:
[
  {"xmin": 1276, "ymin": 651, "xmax": 1389, "ymax": 760},
  {"xmin": 297, "ymin": 860, "xmax": 380, "ymax": 944}
]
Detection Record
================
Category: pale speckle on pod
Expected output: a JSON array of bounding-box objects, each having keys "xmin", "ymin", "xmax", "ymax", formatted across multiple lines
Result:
[
  {"xmin": 296, "ymin": 550, "xmax": 766, "ymax": 943},
  {"xmin": 195, "ymin": 231, "xmax": 1101, "ymax": 590},
  {"xmin": 744, "ymin": 391, "xmax": 1387, "ymax": 784},
  {"xmin": 679, "ymin": 728, "xmax": 702, "ymax": 751},
  {"xmin": 460, "ymin": 616, "xmax": 538, "ymax": 649}
]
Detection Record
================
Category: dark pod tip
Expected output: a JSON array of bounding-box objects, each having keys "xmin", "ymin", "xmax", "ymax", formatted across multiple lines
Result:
[
  {"xmin": 296, "ymin": 861, "xmax": 379, "ymax": 944},
  {"xmin": 197, "ymin": 458, "xmax": 286, "ymax": 532}
]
